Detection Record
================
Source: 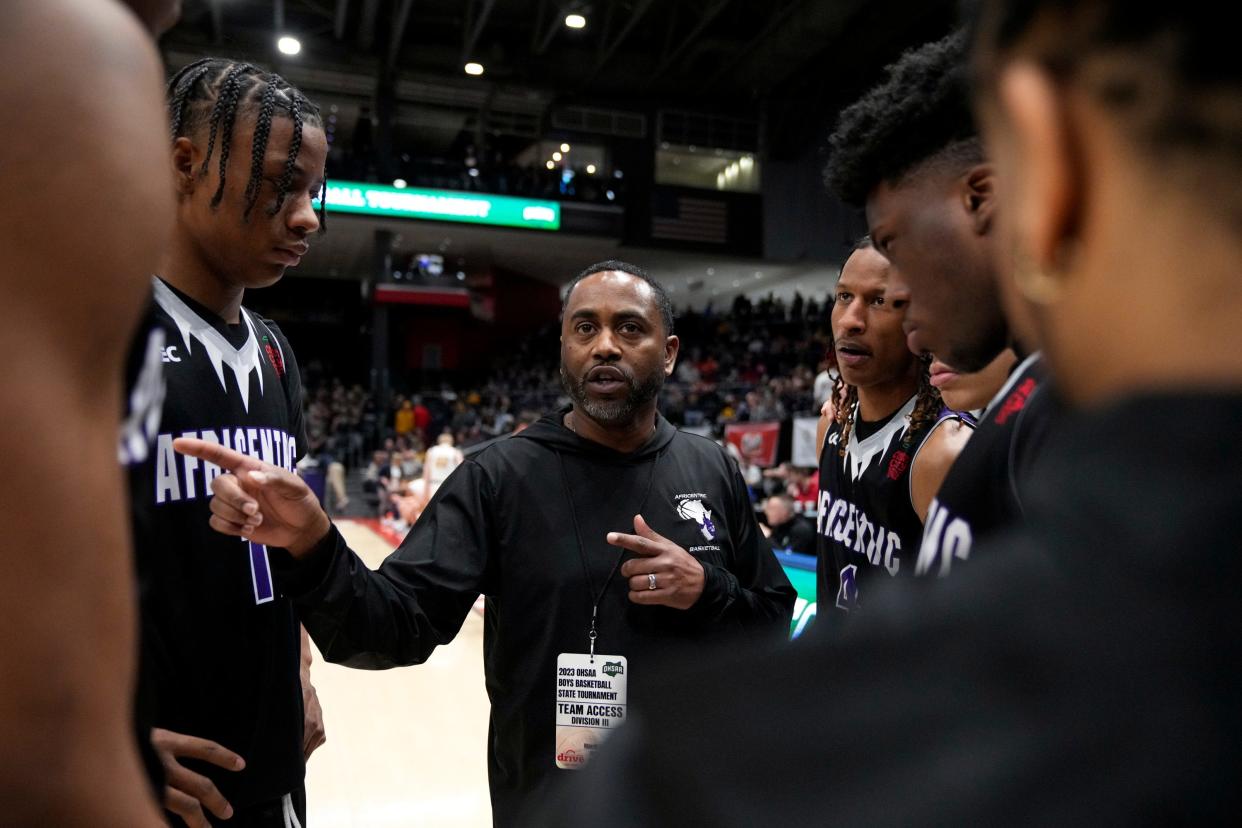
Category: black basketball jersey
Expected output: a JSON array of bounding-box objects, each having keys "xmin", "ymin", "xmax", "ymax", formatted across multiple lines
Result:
[
  {"xmin": 915, "ymin": 353, "xmax": 1054, "ymax": 579},
  {"xmin": 815, "ymin": 395, "xmax": 931, "ymax": 622},
  {"xmin": 137, "ymin": 277, "xmax": 308, "ymax": 809}
]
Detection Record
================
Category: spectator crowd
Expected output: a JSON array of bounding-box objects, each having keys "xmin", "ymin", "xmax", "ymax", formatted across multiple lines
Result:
[{"xmin": 300, "ymin": 291, "xmax": 834, "ymax": 541}]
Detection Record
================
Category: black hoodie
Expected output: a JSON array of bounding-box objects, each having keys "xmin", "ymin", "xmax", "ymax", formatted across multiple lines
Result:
[{"xmin": 274, "ymin": 409, "xmax": 795, "ymax": 824}]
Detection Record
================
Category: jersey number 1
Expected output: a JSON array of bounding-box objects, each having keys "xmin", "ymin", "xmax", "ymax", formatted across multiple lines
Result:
[{"xmin": 248, "ymin": 541, "xmax": 275, "ymax": 604}]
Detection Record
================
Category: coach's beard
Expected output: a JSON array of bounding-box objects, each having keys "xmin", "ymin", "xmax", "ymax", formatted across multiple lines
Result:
[{"xmin": 561, "ymin": 363, "xmax": 663, "ymax": 427}]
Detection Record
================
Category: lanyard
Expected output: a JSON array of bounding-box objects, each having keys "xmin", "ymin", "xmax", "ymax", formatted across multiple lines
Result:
[{"xmin": 555, "ymin": 441, "xmax": 661, "ymax": 662}]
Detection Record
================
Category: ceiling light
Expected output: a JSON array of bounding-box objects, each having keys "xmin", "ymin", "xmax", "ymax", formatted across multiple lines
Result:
[
  {"xmin": 392, "ymin": 179, "xmax": 407, "ymax": 188},
  {"xmin": 565, "ymin": 13, "xmax": 587, "ymax": 29},
  {"xmin": 277, "ymin": 36, "xmax": 302, "ymax": 56},
  {"xmin": 464, "ymin": 62, "xmax": 485, "ymax": 76},
  {"xmin": 560, "ymin": 143, "xmax": 571, "ymax": 153},
  {"xmin": 552, "ymin": 151, "xmax": 563, "ymax": 161},
  {"xmin": 586, "ymin": 164, "xmax": 597, "ymax": 174},
  {"xmin": 546, "ymin": 160, "xmax": 555, "ymax": 170}
]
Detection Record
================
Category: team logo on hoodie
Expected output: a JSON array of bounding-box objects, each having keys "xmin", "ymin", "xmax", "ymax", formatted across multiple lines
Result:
[{"xmin": 674, "ymin": 494, "xmax": 717, "ymax": 540}]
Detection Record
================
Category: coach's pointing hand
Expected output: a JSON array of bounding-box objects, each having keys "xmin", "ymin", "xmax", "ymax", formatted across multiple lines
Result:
[
  {"xmin": 612, "ymin": 514, "xmax": 705, "ymax": 610},
  {"xmin": 173, "ymin": 438, "xmax": 330, "ymax": 558}
]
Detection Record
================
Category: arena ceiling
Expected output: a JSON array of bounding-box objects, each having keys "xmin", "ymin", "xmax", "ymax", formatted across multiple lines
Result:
[
  {"xmin": 163, "ymin": 0, "xmax": 956, "ymax": 159},
  {"xmin": 161, "ymin": 1, "xmax": 954, "ymax": 303}
]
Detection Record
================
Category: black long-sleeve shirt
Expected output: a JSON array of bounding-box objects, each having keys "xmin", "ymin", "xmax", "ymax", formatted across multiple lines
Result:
[{"xmin": 274, "ymin": 410, "xmax": 795, "ymax": 824}]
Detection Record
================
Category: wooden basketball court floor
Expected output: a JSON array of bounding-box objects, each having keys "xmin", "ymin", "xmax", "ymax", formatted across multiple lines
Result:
[{"xmin": 303, "ymin": 519, "xmax": 492, "ymax": 827}]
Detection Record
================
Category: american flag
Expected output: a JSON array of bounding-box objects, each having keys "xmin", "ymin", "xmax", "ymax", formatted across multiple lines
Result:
[{"xmin": 652, "ymin": 195, "xmax": 728, "ymax": 244}]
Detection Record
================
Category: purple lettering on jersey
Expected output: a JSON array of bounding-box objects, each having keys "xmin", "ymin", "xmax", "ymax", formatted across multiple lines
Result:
[{"xmin": 249, "ymin": 541, "xmax": 274, "ymax": 604}]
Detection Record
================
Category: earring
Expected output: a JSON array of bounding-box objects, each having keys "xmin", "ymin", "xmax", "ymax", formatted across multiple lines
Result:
[{"xmin": 1012, "ymin": 248, "xmax": 1064, "ymax": 305}]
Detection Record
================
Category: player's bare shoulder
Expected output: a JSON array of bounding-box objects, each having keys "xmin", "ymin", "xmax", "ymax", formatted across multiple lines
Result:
[{"xmin": 1, "ymin": 0, "xmax": 170, "ymax": 363}]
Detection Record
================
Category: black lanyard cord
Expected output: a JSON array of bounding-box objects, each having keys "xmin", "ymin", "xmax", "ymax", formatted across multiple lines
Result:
[{"xmin": 555, "ymin": 441, "xmax": 665, "ymax": 659}]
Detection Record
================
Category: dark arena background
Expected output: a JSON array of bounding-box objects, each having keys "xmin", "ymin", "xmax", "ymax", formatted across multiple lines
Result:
[
  {"xmin": 147, "ymin": 3, "xmax": 958, "ymax": 824},
  {"xmin": 148, "ymin": 3, "xmax": 959, "ymax": 821},
  {"xmin": 6, "ymin": 0, "xmax": 1238, "ymax": 824}
]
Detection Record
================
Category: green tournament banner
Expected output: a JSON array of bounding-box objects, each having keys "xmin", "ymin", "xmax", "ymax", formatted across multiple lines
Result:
[{"xmin": 314, "ymin": 181, "xmax": 561, "ymax": 231}]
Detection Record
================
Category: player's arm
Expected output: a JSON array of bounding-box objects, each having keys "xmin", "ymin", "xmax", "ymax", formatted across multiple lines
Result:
[
  {"xmin": 172, "ymin": 439, "xmax": 492, "ymax": 668},
  {"xmin": 910, "ymin": 420, "xmax": 973, "ymax": 523},
  {"xmin": 816, "ymin": 397, "xmax": 836, "ymax": 458},
  {"xmin": 300, "ymin": 626, "xmax": 327, "ymax": 760},
  {"xmin": 0, "ymin": 1, "xmax": 170, "ymax": 823}
]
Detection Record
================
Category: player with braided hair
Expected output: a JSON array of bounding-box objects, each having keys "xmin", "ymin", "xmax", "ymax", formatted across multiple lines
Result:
[
  {"xmin": 134, "ymin": 56, "xmax": 328, "ymax": 827},
  {"xmin": 166, "ymin": 57, "xmax": 326, "ymax": 225},
  {"xmin": 813, "ymin": 237, "xmax": 948, "ymax": 624},
  {"xmin": 824, "ymin": 31, "xmax": 1057, "ymax": 580}
]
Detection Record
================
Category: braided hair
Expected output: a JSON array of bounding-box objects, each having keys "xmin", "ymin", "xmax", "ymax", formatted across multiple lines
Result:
[
  {"xmin": 165, "ymin": 58, "xmax": 327, "ymax": 227},
  {"xmin": 831, "ymin": 358, "xmax": 942, "ymax": 457}
]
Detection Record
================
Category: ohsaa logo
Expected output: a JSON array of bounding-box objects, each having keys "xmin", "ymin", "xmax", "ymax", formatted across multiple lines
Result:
[
  {"xmin": 886, "ymin": 450, "xmax": 910, "ymax": 481},
  {"xmin": 994, "ymin": 378, "xmax": 1036, "ymax": 425},
  {"xmin": 557, "ymin": 749, "xmax": 586, "ymax": 765},
  {"xmin": 262, "ymin": 335, "xmax": 286, "ymax": 378},
  {"xmin": 602, "ymin": 661, "xmax": 624, "ymax": 678}
]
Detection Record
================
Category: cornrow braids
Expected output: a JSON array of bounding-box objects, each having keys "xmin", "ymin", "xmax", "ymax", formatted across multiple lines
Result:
[
  {"xmin": 241, "ymin": 81, "xmax": 278, "ymax": 218},
  {"xmin": 278, "ymin": 90, "xmax": 328, "ymax": 230},
  {"xmin": 194, "ymin": 62, "xmax": 248, "ymax": 180},
  {"xmin": 271, "ymin": 91, "xmax": 303, "ymax": 215},
  {"xmin": 208, "ymin": 64, "xmax": 251, "ymax": 208},
  {"xmin": 165, "ymin": 58, "xmax": 325, "ymax": 227},
  {"xmin": 167, "ymin": 59, "xmax": 213, "ymax": 141}
]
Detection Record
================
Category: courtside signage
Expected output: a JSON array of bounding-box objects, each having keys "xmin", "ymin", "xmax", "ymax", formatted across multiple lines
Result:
[{"xmin": 314, "ymin": 181, "xmax": 560, "ymax": 231}]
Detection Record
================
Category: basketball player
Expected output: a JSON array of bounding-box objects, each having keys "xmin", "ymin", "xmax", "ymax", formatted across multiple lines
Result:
[
  {"xmin": 535, "ymin": 2, "xmax": 1242, "ymax": 823},
  {"xmin": 908, "ymin": 347, "xmax": 1017, "ymax": 522},
  {"xmin": 824, "ymin": 31, "xmax": 1055, "ymax": 578},
  {"xmin": 421, "ymin": 431, "xmax": 464, "ymax": 504},
  {"xmin": 175, "ymin": 260, "xmax": 795, "ymax": 825},
  {"xmin": 1, "ymin": 0, "xmax": 170, "ymax": 823},
  {"xmin": 138, "ymin": 58, "xmax": 327, "ymax": 827},
  {"xmin": 815, "ymin": 238, "xmax": 945, "ymax": 619}
]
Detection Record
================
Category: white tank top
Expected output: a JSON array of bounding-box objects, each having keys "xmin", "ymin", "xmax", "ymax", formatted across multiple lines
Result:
[{"xmin": 425, "ymin": 444, "xmax": 463, "ymax": 487}]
